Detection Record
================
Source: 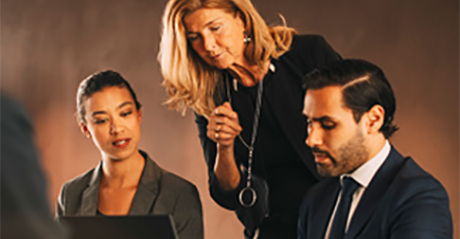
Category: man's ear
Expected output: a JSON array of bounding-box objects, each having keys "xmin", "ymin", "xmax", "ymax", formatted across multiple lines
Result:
[
  {"xmin": 80, "ymin": 123, "xmax": 92, "ymax": 139},
  {"xmin": 365, "ymin": 105, "xmax": 385, "ymax": 134}
]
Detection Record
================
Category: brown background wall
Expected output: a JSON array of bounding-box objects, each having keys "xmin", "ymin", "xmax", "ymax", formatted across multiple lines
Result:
[{"xmin": 1, "ymin": 0, "xmax": 458, "ymax": 238}]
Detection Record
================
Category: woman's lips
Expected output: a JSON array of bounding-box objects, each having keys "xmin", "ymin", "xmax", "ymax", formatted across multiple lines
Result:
[
  {"xmin": 112, "ymin": 138, "xmax": 131, "ymax": 149},
  {"xmin": 210, "ymin": 53, "xmax": 222, "ymax": 60}
]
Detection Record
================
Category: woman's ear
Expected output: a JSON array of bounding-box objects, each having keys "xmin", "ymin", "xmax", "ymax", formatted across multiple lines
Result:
[
  {"xmin": 365, "ymin": 105, "xmax": 385, "ymax": 134},
  {"xmin": 80, "ymin": 123, "xmax": 91, "ymax": 139},
  {"xmin": 138, "ymin": 109, "xmax": 143, "ymax": 122}
]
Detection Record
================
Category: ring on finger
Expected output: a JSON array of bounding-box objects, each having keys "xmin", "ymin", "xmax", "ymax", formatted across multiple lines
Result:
[
  {"xmin": 215, "ymin": 125, "xmax": 221, "ymax": 132},
  {"xmin": 215, "ymin": 133, "xmax": 219, "ymax": 139}
]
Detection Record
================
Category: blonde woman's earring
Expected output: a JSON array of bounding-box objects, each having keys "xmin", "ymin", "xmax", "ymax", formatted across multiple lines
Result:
[{"xmin": 243, "ymin": 33, "xmax": 251, "ymax": 43}]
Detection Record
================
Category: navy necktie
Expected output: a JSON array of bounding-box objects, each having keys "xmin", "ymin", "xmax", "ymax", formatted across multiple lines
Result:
[{"xmin": 329, "ymin": 176, "xmax": 360, "ymax": 239}]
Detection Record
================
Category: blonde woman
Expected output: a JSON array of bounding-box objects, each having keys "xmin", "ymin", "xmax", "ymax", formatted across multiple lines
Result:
[{"xmin": 159, "ymin": 0, "xmax": 340, "ymax": 238}]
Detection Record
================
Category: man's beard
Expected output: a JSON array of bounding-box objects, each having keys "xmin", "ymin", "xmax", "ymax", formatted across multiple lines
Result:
[{"xmin": 313, "ymin": 128, "xmax": 369, "ymax": 177}]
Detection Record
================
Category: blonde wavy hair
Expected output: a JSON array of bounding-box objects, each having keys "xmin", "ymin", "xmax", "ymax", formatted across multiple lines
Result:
[{"xmin": 158, "ymin": 0, "xmax": 297, "ymax": 118}]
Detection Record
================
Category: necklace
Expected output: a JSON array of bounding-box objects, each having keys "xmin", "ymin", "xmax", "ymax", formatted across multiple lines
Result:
[{"xmin": 225, "ymin": 76, "xmax": 264, "ymax": 208}]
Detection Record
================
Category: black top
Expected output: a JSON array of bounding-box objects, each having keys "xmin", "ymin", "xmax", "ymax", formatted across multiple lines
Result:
[
  {"xmin": 232, "ymin": 76, "xmax": 316, "ymax": 227},
  {"xmin": 195, "ymin": 34, "xmax": 341, "ymax": 239}
]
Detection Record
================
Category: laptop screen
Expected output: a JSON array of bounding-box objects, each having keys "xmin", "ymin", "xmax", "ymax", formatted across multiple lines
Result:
[{"xmin": 57, "ymin": 215, "xmax": 178, "ymax": 239}]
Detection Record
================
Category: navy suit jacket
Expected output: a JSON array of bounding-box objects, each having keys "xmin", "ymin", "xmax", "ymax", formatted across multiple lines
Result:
[{"xmin": 298, "ymin": 146, "xmax": 453, "ymax": 239}]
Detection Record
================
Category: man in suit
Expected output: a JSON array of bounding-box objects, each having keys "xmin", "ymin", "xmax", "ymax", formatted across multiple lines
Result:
[
  {"xmin": 1, "ymin": 93, "xmax": 66, "ymax": 239},
  {"xmin": 297, "ymin": 59, "xmax": 452, "ymax": 239}
]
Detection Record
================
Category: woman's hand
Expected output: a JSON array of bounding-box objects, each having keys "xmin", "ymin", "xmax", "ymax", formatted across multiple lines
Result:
[
  {"xmin": 207, "ymin": 102, "xmax": 242, "ymax": 148},
  {"xmin": 208, "ymin": 102, "xmax": 242, "ymax": 190}
]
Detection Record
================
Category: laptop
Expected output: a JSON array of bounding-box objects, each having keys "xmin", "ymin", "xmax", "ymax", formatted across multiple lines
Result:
[{"xmin": 57, "ymin": 215, "xmax": 179, "ymax": 239}]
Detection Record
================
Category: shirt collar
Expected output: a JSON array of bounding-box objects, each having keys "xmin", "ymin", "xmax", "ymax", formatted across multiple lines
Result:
[{"xmin": 340, "ymin": 140, "xmax": 391, "ymax": 188}]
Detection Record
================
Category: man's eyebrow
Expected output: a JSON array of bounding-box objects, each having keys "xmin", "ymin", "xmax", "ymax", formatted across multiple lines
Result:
[{"xmin": 309, "ymin": 116, "xmax": 334, "ymax": 122}]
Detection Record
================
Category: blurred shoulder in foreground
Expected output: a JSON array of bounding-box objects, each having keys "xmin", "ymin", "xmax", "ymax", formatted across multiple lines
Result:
[{"xmin": 1, "ymin": 92, "xmax": 66, "ymax": 239}]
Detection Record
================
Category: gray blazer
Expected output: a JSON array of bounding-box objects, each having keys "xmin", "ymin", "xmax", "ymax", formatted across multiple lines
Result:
[{"xmin": 56, "ymin": 151, "xmax": 203, "ymax": 239}]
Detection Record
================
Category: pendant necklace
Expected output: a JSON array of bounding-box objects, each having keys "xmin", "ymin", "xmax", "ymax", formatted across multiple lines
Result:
[{"xmin": 226, "ymin": 75, "xmax": 264, "ymax": 208}]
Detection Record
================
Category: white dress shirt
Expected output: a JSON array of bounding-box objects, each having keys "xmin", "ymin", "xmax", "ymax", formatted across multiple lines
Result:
[{"xmin": 324, "ymin": 140, "xmax": 391, "ymax": 239}]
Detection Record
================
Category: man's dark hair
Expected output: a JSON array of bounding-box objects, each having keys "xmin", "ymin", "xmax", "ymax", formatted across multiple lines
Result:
[
  {"xmin": 303, "ymin": 59, "xmax": 398, "ymax": 138},
  {"xmin": 76, "ymin": 70, "xmax": 142, "ymax": 123}
]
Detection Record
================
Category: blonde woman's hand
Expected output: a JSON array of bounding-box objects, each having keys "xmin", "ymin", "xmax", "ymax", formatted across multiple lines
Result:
[{"xmin": 207, "ymin": 102, "xmax": 242, "ymax": 148}]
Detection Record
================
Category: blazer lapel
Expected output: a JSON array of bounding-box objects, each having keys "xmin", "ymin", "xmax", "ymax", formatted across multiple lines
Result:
[
  {"xmin": 346, "ymin": 147, "xmax": 406, "ymax": 238},
  {"xmin": 263, "ymin": 59, "xmax": 321, "ymax": 180},
  {"xmin": 311, "ymin": 179, "xmax": 341, "ymax": 239},
  {"xmin": 78, "ymin": 162, "xmax": 102, "ymax": 216},
  {"xmin": 129, "ymin": 152, "xmax": 161, "ymax": 215}
]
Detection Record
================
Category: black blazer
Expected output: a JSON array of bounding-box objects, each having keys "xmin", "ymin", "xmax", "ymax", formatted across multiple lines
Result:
[
  {"xmin": 1, "ymin": 93, "xmax": 66, "ymax": 239},
  {"xmin": 195, "ymin": 35, "xmax": 341, "ymax": 233},
  {"xmin": 56, "ymin": 151, "xmax": 204, "ymax": 239},
  {"xmin": 298, "ymin": 146, "xmax": 453, "ymax": 239}
]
